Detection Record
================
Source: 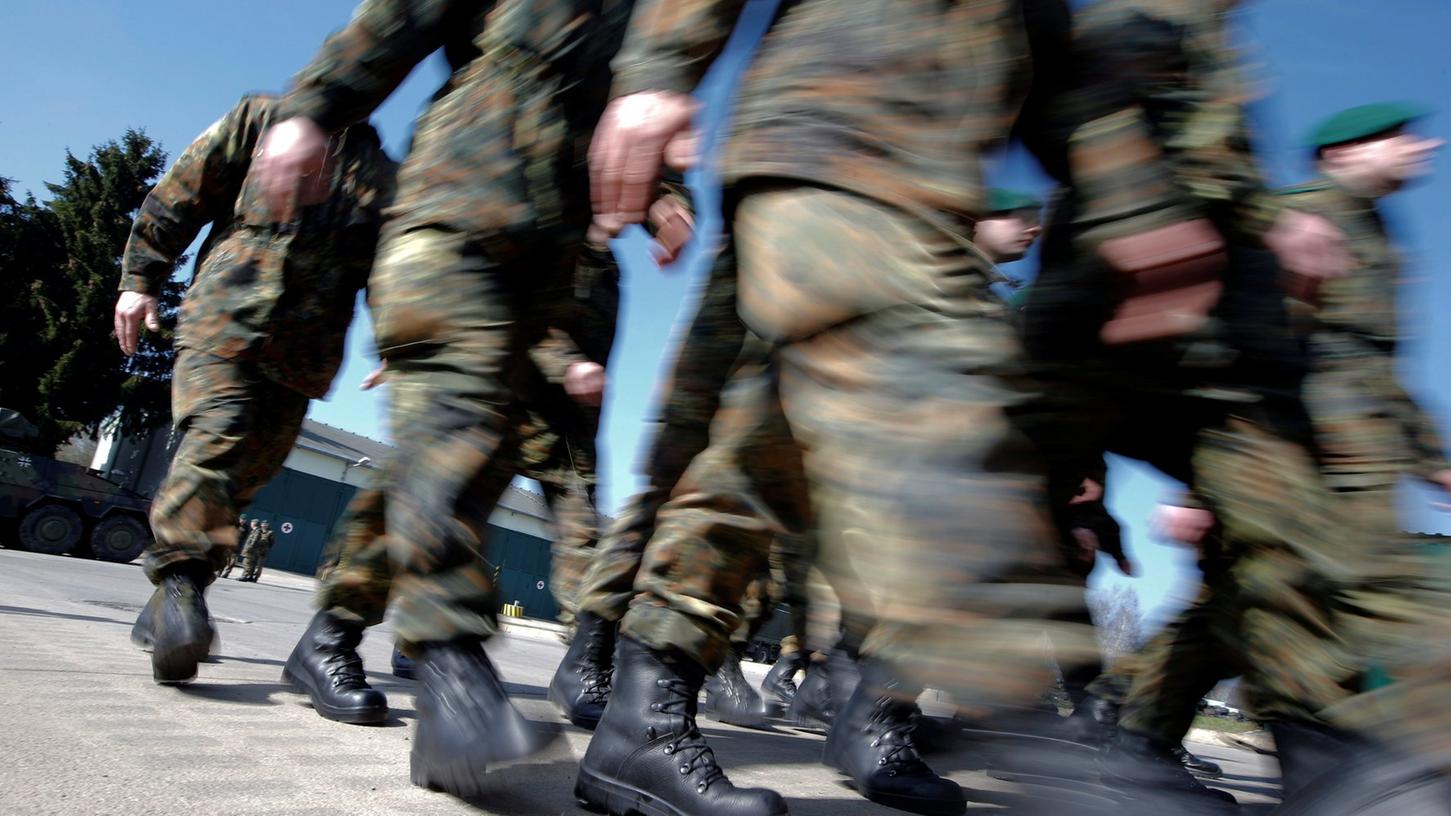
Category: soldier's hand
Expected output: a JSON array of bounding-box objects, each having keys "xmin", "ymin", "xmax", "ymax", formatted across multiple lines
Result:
[
  {"xmin": 114, "ymin": 291, "xmax": 161, "ymax": 356},
  {"xmin": 564, "ymin": 361, "xmax": 606, "ymax": 408},
  {"xmin": 1151, "ymin": 504, "xmax": 1215, "ymax": 548},
  {"xmin": 1265, "ymin": 210, "xmax": 1351, "ymax": 303},
  {"xmin": 589, "ymin": 92, "xmax": 699, "ymax": 233},
  {"xmin": 1069, "ymin": 477, "xmax": 1105, "ymax": 506},
  {"xmin": 360, "ymin": 360, "xmax": 387, "ymax": 391},
  {"xmin": 252, "ymin": 117, "xmax": 333, "ymax": 222},
  {"xmin": 647, "ymin": 194, "xmax": 696, "ymax": 266}
]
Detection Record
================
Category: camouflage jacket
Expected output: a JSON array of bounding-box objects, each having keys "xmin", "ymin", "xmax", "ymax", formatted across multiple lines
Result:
[
  {"xmin": 1017, "ymin": 0, "xmax": 1283, "ymax": 244},
  {"xmin": 1017, "ymin": 0, "xmax": 1302, "ymax": 399},
  {"xmin": 120, "ymin": 94, "xmax": 396, "ymax": 398},
  {"xmin": 278, "ymin": 0, "xmax": 636, "ymax": 242},
  {"xmin": 1280, "ymin": 176, "xmax": 1448, "ymax": 478},
  {"xmin": 240, "ymin": 527, "xmax": 262, "ymax": 553},
  {"xmin": 1279, "ymin": 177, "xmax": 1402, "ymax": 349},
  {"xmin": 612, "ymin": 0, "xmax": 1030, "ymax": 230}
]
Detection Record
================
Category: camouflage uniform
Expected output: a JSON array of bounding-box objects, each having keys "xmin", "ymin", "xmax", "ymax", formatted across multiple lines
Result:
[
  {"xmin": 122, "ymin": 93, "xmax": 394, "ymax": 586},
  {"xmin": 570, "ymin": 237, "xmax": 822, "ymax": 668},
  {"xmin": 1019, "ymin": 0, "xmax": 1451, "ymax": 770},
  {"xmin": 314, "ymin": 345, "xmax": 608, "ymax": 631},
  {"xmin": 1087, "ymin": 174, "xmax": 1451, "ymax": 750},
  {"xmin": 240, "ymin": 526, "xmax": 276, "ymax": 581},
  {"xmin": 276, "ymin": 0, "xmax": 637, "ymax": 646},
  {"xmin": 598, "ymin": 0, "xmax": 1100, "ymax": 701},
  {"xmin": 1283, "ymin": 177, "xmax": 1449, "ymax": 533}
]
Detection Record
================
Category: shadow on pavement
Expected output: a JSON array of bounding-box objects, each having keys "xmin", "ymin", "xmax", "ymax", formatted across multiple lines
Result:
[
  {"xmin": 177, "ymin": 680, "xmax": 292, "ymax": 706},
  {"xmin": 0, "ymin": 604, "xmax": 129, "ymax": 626}
]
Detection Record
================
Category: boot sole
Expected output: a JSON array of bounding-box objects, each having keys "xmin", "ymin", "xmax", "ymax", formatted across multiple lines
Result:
[
  {"xmin": 859, "ymin": 785, "xmax": 966, "ymax": 816},
  {"xmin": 152, "ymin": 637, "xmax": 210, "ymax": 685},
  {"xmin": 281, "ymin": 666, "xmax": 388, "ymax": 725},
  {"xmin": 575, "ymin": 766, "xmax": 788, "ymax": 816},
  {"xmin": 547, "ymin": 682, "xmax": 603, "ymax": 731},
  {"xmin": 411, "ymin": 748, "xmax": 489, "ymax": 799}
]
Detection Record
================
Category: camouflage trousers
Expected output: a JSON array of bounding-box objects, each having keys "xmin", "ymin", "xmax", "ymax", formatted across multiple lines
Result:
[
  {"xmin": 1302, "ymin": 353, "xmax": 1441, "ymax": 534},
  {"xmin": 144, "ymin": 348, "xmax": 310, "ymax": 585},
  {"xmin": 240, "ymin": 545, "xmax": 270, "ymax": 581},
  {"xmin": 1086, "ymin": 567, "xmax": 1237, "ymax": 746},
  {"xmin": 576, "ymin": 245, "xmax": 748, "ymax": 623},
  {"xmin": 313, "ymin": 402, "xmax": 600, "ymax": 631},
  {"xmin": 620, "ymin": 183, "xmax": 1095, "ymax": 696},
  {"xmin": 363, "ymin": 224, "xmax": 599, "ymax": 646},
  {"xmin": 575, "ymin": 243, "xmax": 820, "ymax": 668},
  {"xmin": 1063, "ymin": 380, "xmax": 1451, "ymax": 768}
]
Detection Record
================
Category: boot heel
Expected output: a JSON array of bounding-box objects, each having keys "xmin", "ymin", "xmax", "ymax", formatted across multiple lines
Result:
[{"xmin": 574, "ymin": 768, "xmax": 646, "ymax": 816}]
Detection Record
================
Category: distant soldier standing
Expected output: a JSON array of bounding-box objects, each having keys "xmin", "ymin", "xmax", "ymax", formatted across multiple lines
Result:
[
  {"xmin": 238, "ymin": 520, "xmax": 275, "ymax": 582},
  {"xmin": 114, "ymin": 93, "xmax": 395, "ymax": 685},
  {"xmin": 221, "ymin": 518, "xmax": 260, "ymax": 580}
]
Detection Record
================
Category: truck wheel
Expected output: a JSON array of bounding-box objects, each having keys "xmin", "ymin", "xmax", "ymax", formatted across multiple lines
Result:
[
  {"xmin": 18, "ymin": 504, "xmax": 84, "ymax": 555},
  {"xmin": 90, "ymin": 514, "xmax": 151, "ymax": 563}
]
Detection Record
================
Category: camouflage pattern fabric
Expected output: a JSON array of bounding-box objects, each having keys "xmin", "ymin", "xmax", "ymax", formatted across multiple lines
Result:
[
  {"xmin": 1015, "ymin": 0, "xmax": 1451, "ymax": 771},
  {"xmin": 361, "ymin": 224, "xmax": 598, "ymax": 645},
  {"xmin": 691, "ymin": 183, "xmax": 1094, "ymax": 698},
  {"xmin": 241, "ymin": 528, "xmax": 275, "ymax": 581},
  {"xmin": 120, "ymin": 93, "xmax": 394, "ymax": 398},
  {"xmin": 145, "ymin": 350, "xmax": 308, "ymax": 584},
  {"xmin": 614, "ymin": 0, "xmax": 1031, "ymax": 230},
  {"xmin": 1282, "ymin": 177, "xmax": 1449, "ymax": 533},
  {"xmin": 1093, "ymin": 170, "xmax": 1451, "ymax": 738},
  {"xmin": 575, "ymin": 245, "xmax": 748, "ymax": 621},
  {"xmin": 620, "ymin": 326, "xmax": 816, "ymax": 671},
  {"xmin": 279, "ymin": 0, "xmax": 635, "ymax": 242},
  {"xmin": 315, "ymin": 488, "xmax": 391, "ymax": 627},
  {"xmin": 314, "ymin": 238, "xmax": 617, "ymax": 631},
  {"xmin": 275, "ymin": 0, "xmax": 640, "ymax": 646}
]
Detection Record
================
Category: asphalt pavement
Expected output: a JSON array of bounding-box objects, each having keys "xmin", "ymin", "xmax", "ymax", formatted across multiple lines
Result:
[{"xmin": 0, "ymin": 549, "xmax": 1281, "ymax": 815}]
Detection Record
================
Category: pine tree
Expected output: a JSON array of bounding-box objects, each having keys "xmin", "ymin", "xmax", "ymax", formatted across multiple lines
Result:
[{"xmin": 2, "ymin": 130, "xmax": 183, "ymax": 454}]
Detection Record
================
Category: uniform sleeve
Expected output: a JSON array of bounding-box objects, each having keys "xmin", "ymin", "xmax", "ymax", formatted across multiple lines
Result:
[
  {"xmin": 529, "ymin": 328, "xmax": 591, "ymax": 385},
  {"xmin": 279, "ymin": 0, "xmax": 468, "ymax": 131},
  {"xmin": 1386, "ymin": 379, "xmax": 1451, "ymax": 481},
  {"xmin": 610, "ymin": 0, "xmax": 750, "ymax": 97},
  {"xmin": 1069, "ymin": 5, "xmax": 1281, "ymax": 240},
  {"xmin": 119, "ymin": 97, "xmax": 268, "ymax": 294}
]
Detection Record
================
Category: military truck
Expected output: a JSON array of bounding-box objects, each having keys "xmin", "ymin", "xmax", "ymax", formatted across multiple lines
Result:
[{"xmin": 0, "ymin": 409, "xmax": 153, "ymax": 563}]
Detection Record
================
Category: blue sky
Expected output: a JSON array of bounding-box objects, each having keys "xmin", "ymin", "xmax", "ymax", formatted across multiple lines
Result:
[{"xmin": 3, "ymin": 0, "xmax": 1448, "ymax": 626}]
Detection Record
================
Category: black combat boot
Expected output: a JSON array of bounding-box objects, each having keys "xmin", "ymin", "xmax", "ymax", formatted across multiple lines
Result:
[
  {"xmin": 410, "ymin": 637, "xmax": 560, "ymax": 797},
  {"xmin": 1173, "ymin": 745, "xmax": 1223, "ymax": 779},
  {"xmin": 282, "ymin": 611, "xmax": 388, "ymax": 724},
  {"xmin": 1271, "ymin": 722, "xmax": 1451, "ymax": 816},
  {"xmin": 131, "ymin": 586, "xmax": 221, "ymax": 654},
  {"xmin": 703, "ymin": 643, "xmax": 771, "ymax": 727},
  {"xmin": 391, "ymin": 646, "xmax": 417, "ymax": 679},
  {"xmin": 548, "ymin": 612, "xmax": 616, "ymax": 729},
  {"xmin": 787, "ymin": 660, "xmax": 834, "ymax": 726},
  {"xmin": 147, "ymin": 566, "xmax": 215, "ymax": 685},
  {"xmin": 1062, "ymin": 694, "xmax": 1118, "ymax": 746},
  {"xmin": 576, "ymin": 637, "xmax": 788, "ymax": 816},
  {"xmin": 762, "ymin": 651, "xmax": 803, "ymax": 708},
  {"xmin": 823, "ymin": 664, "xmax": 966, "ymax": 816},
  {"xmin": 1100, "ymin": 731, "xmax": 1237, "ymax": 813}
]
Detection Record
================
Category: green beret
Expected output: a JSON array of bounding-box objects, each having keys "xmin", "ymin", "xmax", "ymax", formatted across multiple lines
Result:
[
  {"xmin": 986, "ymin": 188, "xmax": 1043, "ymax": 215},
  {"xmin": 1307, "ymin": 102, "xmax": 1432, "ymax": 151}
]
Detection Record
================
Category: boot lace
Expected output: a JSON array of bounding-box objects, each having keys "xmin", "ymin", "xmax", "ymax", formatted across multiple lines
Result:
[
  {"xmin": 322, "ymin": 646, "xmax": 369, "ymax": 691},
  {"xmin": 578, "ymin": 628, "xmax": 613, "ymax": 705},
  {"xmin": 656, "ymin": 677, "xmax": 728, "ymax": 794},
  {"xmin": 865, "ymin": 696, "xmax": 930, "ymax": 776}
]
